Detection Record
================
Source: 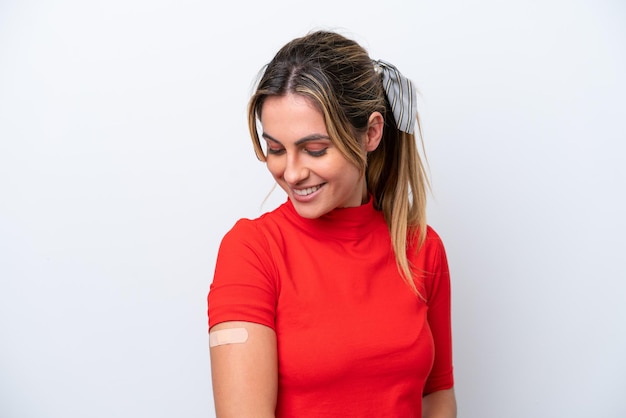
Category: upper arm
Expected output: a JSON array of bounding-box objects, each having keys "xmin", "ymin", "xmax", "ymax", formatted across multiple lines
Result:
[
  {"xmin": 422, "ymin": 387, "xmax": 457, "ymax": 418},
  {"xmin": 210, "ymin": 321, "xmax": 277, "ymax": 418},
  {"xmin": 208, "ymin": 221, "xmax": 278, "ymax": 416},
  {"xmin": 423, "ymin": 230, "xmax": 455, "ymax": 394}
]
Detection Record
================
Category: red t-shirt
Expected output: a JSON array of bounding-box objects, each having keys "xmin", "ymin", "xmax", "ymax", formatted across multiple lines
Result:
[{"xmin": 208, "ymin": 198, "xmax": 454, "ymax": 417}]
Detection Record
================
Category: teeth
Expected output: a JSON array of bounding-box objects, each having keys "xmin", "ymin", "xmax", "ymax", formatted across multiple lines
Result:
[{"xmin": 293, "ymin": 185, "xmax": 321, "ymax": 196}]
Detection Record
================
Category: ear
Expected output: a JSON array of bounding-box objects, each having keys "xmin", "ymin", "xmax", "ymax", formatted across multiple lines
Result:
[{"xmin": 364, "ymin": 111, "xmax": 384, "ymax": 152}]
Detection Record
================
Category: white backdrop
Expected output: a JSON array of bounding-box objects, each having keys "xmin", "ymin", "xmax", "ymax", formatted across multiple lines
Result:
[{"xmin": 1, "ymin": 1, "xmax": 624, "ymax": 417}]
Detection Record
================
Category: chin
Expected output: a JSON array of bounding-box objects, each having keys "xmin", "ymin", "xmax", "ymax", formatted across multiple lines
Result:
[{"xmin": 292, "ymin": 203, "xmax": 329, "ymax": 219}]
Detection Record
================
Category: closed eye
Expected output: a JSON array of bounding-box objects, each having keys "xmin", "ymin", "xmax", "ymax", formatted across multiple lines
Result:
[
  {"xmin": 267, "ymin": 147, "xmax": 285, "ymax": 155},
  {"xmin": 305, "ymin": 148, "xmax": 328, "ymax": 157}
]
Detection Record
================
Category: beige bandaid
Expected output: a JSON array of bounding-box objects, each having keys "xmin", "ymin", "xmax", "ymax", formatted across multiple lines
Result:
[{"xmin": 209, "ymin": 328, "xmax": 249, "ymax": 347}]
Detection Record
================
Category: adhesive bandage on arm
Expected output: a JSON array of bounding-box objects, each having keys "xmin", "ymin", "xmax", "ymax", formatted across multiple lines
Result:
[{"xmin": 209, "ymin": 327, "xmax": 249, "ymax": 347}]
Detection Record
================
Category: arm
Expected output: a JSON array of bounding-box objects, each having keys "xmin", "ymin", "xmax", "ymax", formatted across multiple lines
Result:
[
  {"xmin": 209, "ymin": 321, "xmax": 278, "ymax": 418},
  {"xmin": 422, "ymin": 387, "xmax": 457, "ymax": 418},
  {"xmin": 421, "ymin": 230, "xmax": 456, "ymax": 417}
]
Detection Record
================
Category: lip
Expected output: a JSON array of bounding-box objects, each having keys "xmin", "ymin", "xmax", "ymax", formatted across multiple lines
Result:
[{"xmin": 290, "ymin": 183, "xmax": 325, "ymax": 202}]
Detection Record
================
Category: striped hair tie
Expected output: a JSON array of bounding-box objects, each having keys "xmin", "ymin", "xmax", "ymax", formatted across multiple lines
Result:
[{"xmin": 373, "ymin": 60, "xmax": 417, "ymax": 135}]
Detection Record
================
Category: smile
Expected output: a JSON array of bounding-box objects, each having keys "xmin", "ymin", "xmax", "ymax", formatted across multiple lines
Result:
[{"xmin": 293, "ymin": 184, "xmax": 323, "ymax": 196}]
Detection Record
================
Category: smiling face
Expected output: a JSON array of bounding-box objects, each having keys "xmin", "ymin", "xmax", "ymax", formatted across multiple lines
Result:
[{"xmin": 260, "ymin": 93, "xmax": 367, "ymax": 219}]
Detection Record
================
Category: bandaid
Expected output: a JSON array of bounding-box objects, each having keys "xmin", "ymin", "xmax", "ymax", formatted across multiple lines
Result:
[{"xmin": 209, "ymin": 327, "xmax": 249, "ymax": 347}]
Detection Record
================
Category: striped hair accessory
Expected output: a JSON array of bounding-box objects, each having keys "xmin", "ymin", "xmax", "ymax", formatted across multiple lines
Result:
[{"xmin": 373, "ymin": 60, "xmax": 417, "ymax": 134}]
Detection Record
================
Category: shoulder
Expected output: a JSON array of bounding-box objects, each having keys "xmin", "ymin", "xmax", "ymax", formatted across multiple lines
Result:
[
  {"xmin": 223, "ymin": 217, "xmax": 262, "ymax": 242},
  {"xmin": 425, "ymin": 225, "xmax": 443, "ymax": 242},
  {"xmin": 412, "ymin": 225, "xmax": 447, "ymax": 262},
  {"xmin": 409, "ymin": 225, "xmax": 451, "ymax": 299},
  {"xmin": 219, "ymin": 202, "xmax": 290, "ymax": 251},
  {"xmin": 424, "ymin": 226, "xmax": 447, "ymax": 256},
  {"xmin": 212, "ymin": 204, "xmax": 291, "ymax": 293}
]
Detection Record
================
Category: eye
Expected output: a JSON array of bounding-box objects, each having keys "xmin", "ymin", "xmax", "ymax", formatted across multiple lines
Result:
[
  {"xmin": 305, "ymin": 147, "xmax": 328, "ymax": 157},
  {"xmin": 266, "ymin": 146, "xmax": 285, "ymax": 155}
]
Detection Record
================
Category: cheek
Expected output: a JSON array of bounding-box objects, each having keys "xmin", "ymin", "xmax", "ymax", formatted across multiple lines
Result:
[
  {"xmin": 265, "ymin": 158, "xmax": 284, "ymax": 180},
  {"xmin": 326, "ymin": 160, "xmax": 360, "ymax": 182}
]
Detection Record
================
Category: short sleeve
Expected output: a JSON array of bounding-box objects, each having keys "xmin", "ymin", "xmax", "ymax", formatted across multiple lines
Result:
[
  {"xmin": 422, "ymin": 228, "xmax": 455, "ymax": 394},
  {"xmin": 207, "ymin": 219, "xmax": 277, "ymax": 331}
]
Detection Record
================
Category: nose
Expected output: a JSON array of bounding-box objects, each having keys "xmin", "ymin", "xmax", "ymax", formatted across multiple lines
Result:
[{"xmin": 283, "ymin": 153, "xmax": 309, "ymax": 185}]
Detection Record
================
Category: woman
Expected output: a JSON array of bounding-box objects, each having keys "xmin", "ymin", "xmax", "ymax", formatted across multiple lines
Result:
[{"xmin": 207, "ymin": 30, "xmax": 456, "ymax": 417}]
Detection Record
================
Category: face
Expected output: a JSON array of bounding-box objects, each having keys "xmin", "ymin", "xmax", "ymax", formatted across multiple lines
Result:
[{"xmin": 260, "ymin": 93, "xmax": 366, "ymax": 219}]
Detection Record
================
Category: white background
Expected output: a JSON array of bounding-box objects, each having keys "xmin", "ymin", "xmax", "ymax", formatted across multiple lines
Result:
[{"xmin": 1, "ymin": 1, "xmax": 624, "ymax": 417}]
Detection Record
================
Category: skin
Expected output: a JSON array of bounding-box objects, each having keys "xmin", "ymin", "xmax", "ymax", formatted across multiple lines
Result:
[
  {"xmin": 210, "ymin": 93, "xmax": 456, "ymax": 417},
  {"xmin": 260, "ymin": 93, "xmax": 380, "ymax": 218},
  {"xmin": 210, "ymin": 321, "xmax": 277, "ymax": 418},
  {"xmin": 423, "ymin": 388, "xmax": 457, "ymax": 418}
]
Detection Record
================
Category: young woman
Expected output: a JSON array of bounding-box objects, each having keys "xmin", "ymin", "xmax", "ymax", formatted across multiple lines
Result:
[{"xmin": 207, "ymin": 30, "xmax": 456, "ymax": 417}]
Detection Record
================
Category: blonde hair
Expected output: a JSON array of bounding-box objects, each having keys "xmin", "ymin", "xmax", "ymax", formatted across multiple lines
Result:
[{"xmin": 247, "ymin": 30, "xmax": 430, "ymax": 297}]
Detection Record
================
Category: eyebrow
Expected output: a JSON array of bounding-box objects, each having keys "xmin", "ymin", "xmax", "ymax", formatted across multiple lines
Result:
[{"xmin": 262, "ymin": 132, "xmax": 331, "ymax": 146}]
